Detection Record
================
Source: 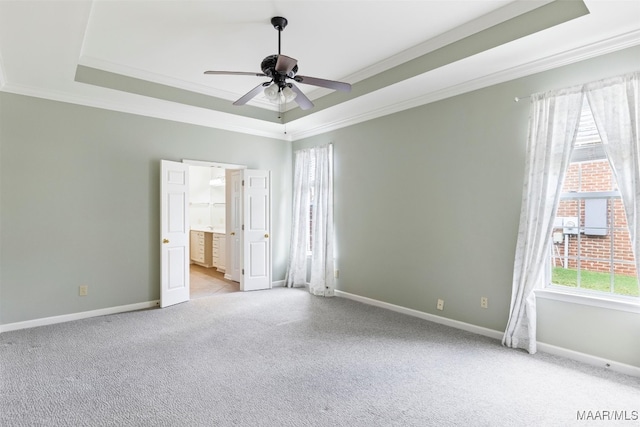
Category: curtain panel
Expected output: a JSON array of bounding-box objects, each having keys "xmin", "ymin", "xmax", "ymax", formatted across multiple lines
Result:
[
  {"xmin": 503, "ymin": 86, "xmax": 584, "ymax": 354},
  {"xmin": 308, "ymin": 145, "xmax": 335, "ymax": 296},
  {"xmin": 285, "ymin": 144, "xmax": 335, "ymax": 296},
  {"xmin": 285, "ymin": 149, "xmax": 312, "ymax": 287}
]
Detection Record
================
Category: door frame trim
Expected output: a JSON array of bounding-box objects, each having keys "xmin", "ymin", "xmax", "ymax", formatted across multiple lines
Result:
[{"xmin": 182, "ymin": 159, "xmax": 246, "ymax": 170}]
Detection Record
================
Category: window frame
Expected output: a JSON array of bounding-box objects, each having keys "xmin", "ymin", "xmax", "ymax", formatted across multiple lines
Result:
[
  {"xmin": 541, "ymin": 102, "xmax": 639, "ymax": 309},
  {"xmin": 548, "ymin": 189, "xmax": 638, "ymax": 299},
  {"xmin": 536, "ymin": 287, "xmax": 640, "ymax": 313}
]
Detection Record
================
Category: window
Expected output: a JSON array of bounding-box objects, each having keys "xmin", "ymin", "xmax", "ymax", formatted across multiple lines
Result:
[{"xmin": 549, "ymin": 103, "xmax": 639, "ymax": 297}]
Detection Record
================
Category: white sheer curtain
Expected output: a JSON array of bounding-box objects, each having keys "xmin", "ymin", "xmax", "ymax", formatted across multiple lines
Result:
[
  {"xmin": 585, "ymin": 72, "xmax": 640, "ymax": 283},
  {"xmin": 503, "ymin": 86, "xmax": 584, "ymax": 354},
  {"xmin": 285, "ymin": 144, "xmax": 335, "ymax": 296},
  {"xmin": 308, "ymin": 145, "xmax": 335, "ymax": 296},
  {"xmin": 285, "ymin": 148, "xmax": 312, "ymax": 287}
]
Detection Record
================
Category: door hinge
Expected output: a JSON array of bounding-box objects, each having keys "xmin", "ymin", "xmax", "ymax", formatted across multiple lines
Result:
[
  {"xmin": 242, "ymin": 180, "xmax": 245, "ymax": 186},
  {"xmin": 242, "ymin": 269, "xmax": 244, "ymax": 275},
  {"xmin": 242, "ymin": 224, "xmax": 244, "ymax": 231}
]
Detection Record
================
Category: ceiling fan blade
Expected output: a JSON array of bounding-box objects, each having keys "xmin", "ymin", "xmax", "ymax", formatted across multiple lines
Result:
[
  {"xmin": 204, "ymin": 71, "xmax": 266, "ymax": 77},
  {"xmin": 293, "ymin": 75, "xmax": 351, "ymax": 92},
  {"xmin": 275, "ymin": 55, "xmax": 297, "ymax": 74},
  {"xmin": 288, "ymin": 84, "xmax": 314, "ymax": 110},
  {"xmin": 233, "ymin": 83, "xmax": 269, "ymax": 106}
]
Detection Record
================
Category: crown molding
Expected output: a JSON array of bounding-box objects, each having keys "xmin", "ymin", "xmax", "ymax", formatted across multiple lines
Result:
[
  {"xmin": 286, "ymin": 29, "xmax": 640, "ymax": 141},
  {"xmin": 0, "ymin": 82, "xmax": 290, "ymax": 141},
  {"xmin": 78, "ymin": 55, "xmax": 281, "ymax": 112},
  {"xmin": 337, "ymin": 0, "xmax": 555, "ymax": 89}
]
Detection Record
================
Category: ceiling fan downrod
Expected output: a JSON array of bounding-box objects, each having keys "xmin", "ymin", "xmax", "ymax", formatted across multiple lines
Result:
[{"xmin": 271, "ymin": 16, "xmax": 288, "ymax": 55}]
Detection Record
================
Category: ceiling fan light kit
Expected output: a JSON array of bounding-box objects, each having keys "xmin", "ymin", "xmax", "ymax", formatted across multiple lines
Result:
[
  {"xmin": 204, "ymin": 16, "xmax": 351, "ymax": 111},
  {"xmin": 263, "ymin": 83, "xmax": 279, "ymax": 101},
  {"xmin": 263, "ymin": 84, "xmax": 297, "ymax": 104}
]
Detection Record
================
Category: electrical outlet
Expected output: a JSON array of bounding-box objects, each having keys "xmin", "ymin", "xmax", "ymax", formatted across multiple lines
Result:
[
  {"xmin": 481, "ymin": 297, "xmax": 488, "ymax": 309},
  {"xmin": 436, "ymin": 299, "xmax": 444, "ymax": 311},
  {"xmin": 334, "ymin": 269, "xmax": 339, "ymax": 279},
  {"xmin": 79, "ymin": 285, "xmax": 88, "ymax": 296}
]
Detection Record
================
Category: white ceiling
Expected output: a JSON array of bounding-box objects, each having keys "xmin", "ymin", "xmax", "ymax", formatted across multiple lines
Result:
[{"xmin": 0, "ymin": 1, "xmax": 639, "ymax": 141}]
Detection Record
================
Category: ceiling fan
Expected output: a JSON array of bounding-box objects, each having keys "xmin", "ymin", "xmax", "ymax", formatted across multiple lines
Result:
[{"xmin": 204, "ymin": 16, "xmax": 351, "ymax": 110}]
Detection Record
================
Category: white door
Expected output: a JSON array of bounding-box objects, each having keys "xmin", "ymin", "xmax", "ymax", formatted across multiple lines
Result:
[
  {"xmin": 227, "ymin": 170, "xmax": 243, "ymax": 282},
  {"xmin": 160, "ymin": 160, "xmax": 190, "ymax": 307},
  {"xmin": 242, "ymin": 169, "xmax": 271, "ymax": 291}
]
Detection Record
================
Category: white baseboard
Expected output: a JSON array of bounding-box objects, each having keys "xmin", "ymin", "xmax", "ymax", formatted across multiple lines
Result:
[
  {"xmin": 0, "ymin": 300, "xmax": 160, "ymax": 333},
  {"xmin": 335, "ymin": 290, "xmax": 640, "ymax": 378},
  {"xmin": 2, "ymin": 282, "xmax": 284, "ymax": 333},
  {"xmin": 334, "ymin": 290, "xmax": 503, "ymax": 340},
  {"xmin": 536, "ymin": 341, "xmax": 640, "ymax": 377}
]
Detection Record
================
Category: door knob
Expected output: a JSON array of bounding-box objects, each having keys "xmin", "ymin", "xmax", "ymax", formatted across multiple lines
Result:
[
  {"xmin": 230, "ymin": 232, "xmax": 235, "ymax": 236},
  {"xmin": 162, "ymin": 239, "xmax": 169, "ymax": 244},
  {"xmin": 264, "ymin": 233, "xmax": 269, "ymax": 238}
]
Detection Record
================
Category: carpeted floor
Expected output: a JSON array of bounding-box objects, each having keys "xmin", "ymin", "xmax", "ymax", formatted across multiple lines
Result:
[{"xmin": 1, "ymin": 288, "xmax": 638, "ymax": 426}]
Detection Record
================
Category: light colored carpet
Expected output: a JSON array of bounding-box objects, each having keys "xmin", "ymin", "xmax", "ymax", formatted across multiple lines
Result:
[{"xmin": 1, "ymin": 288, "xmax": 638, "ymax": 426}]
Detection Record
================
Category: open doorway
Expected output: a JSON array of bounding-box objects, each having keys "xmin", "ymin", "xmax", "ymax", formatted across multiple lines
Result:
[
  {"xmin": 185, "ymin": 160, "xmax": 243, "ymax": 299},
  {"xmin": 160, "ymin": 159, "xmax": 272, "ymax": 307}
]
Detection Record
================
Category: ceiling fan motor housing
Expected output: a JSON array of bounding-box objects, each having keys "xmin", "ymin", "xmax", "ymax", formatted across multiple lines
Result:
[{"xmin": 261, "ymin": 55, "xmax": 298, "ymax": 82}]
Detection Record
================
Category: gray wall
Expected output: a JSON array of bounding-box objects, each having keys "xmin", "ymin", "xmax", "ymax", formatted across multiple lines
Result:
[
  {"xmin": 0, "ymin": 94, "xmax": 291, "ymax": 324},
  {"xmin": 1, "ymin": 45, "xmax": 638, "ymax": 367},
  {"xmin": 294, "ymin": 45, "xmax": 640, "ymax": 367}
]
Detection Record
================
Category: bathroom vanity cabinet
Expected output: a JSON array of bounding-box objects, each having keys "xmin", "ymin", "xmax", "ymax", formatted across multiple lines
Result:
[{"xmin": 190, "ymin": 230, "xmax": 213, "ymax": 268}]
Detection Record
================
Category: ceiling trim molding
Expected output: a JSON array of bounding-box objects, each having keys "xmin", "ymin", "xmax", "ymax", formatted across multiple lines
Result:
[
  {"xmin": 284, "ymin": 0, "xmax": 589, "ymax": 123},
  {"xmin": 0, "ymin": 82, "xmax": 290, "ymax": 141},
  {"xmin": 285, "ymin": 0, "xmax": 556, "ymax": 105},
  {"xmin": 74, "ymin": 64, "xmax": 283, "ymax": 123},
  {"xmin": 78, "ymin": 55, "xmax": 280, "ymax": 111},
  {"xmin": 1, "ymin": 29, "xmax": 638, "ymax": 144},
  {"xmin": 337, "ymin": 0, "xmax": 555, "ymax": 89},
  {"xmin": 286, "ymin": 29, "xmax": 640, "ymax": 141}
]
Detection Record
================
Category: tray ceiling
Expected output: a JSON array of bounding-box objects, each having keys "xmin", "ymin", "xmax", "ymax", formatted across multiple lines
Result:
[{"xmin": 0, "ymin": 1, "xmax": 638, "ymax": 141}]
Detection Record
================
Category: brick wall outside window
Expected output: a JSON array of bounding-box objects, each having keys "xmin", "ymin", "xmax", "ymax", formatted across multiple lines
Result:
[{"xmin": 554, "ymin": 160, "xmax": 637, "ymax": 276}]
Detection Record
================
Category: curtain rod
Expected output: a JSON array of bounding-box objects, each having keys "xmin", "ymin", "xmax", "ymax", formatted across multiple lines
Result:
[{"xmin": 514, "ymin": 95, "xmax": 531, "ymax": 103}]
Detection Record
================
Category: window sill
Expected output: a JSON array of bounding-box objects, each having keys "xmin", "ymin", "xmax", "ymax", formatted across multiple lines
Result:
[{"xmin": 535, "ymin": 287, "xmax": 640, "ymax": 314}]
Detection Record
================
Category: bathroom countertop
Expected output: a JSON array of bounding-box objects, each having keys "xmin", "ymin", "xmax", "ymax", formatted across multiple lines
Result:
[{"xmin": 191, "ymin": 227, "xmax": 226, "ymax": 234}]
